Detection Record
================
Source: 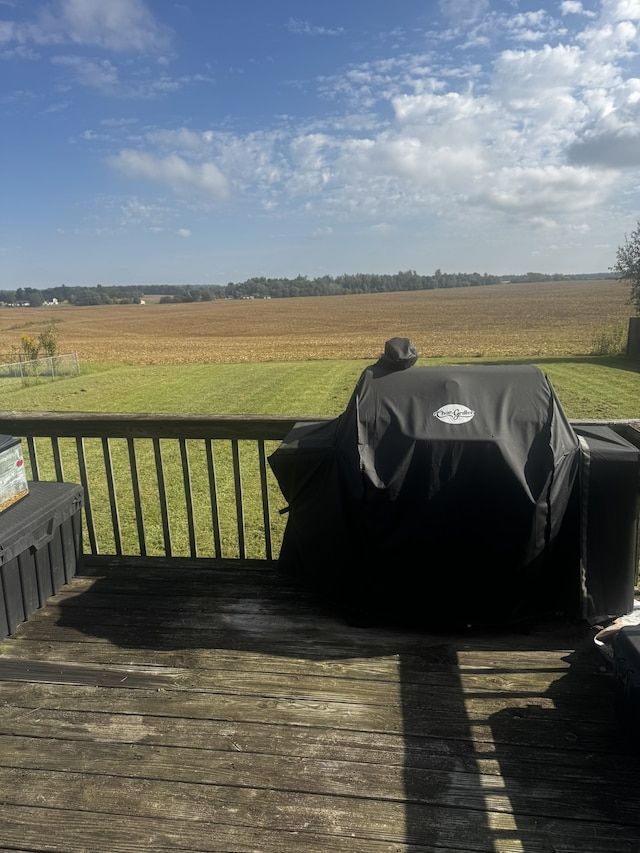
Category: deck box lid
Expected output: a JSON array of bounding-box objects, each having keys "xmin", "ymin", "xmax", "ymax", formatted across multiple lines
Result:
[{"xmin": 0, "ymin": 481, "xmax": 84, "ymax": 567}]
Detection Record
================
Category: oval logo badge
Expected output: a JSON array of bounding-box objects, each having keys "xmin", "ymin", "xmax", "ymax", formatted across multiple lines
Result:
[{"xmin": 433, "ymin": 404, "xmax": 475, "ymax": 424}]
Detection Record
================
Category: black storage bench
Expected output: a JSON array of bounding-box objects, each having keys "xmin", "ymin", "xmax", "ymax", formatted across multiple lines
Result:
[{"xmin": 0, "ymin": 481, "xmax": 84, "ymax": 638}]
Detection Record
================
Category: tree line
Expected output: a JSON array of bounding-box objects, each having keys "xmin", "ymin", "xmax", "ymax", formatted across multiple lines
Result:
[
  {"xmin": 0, "ymin": 284, "xmax": 144, "ymax": 306},
  {"xmin": 0, "ymin": 270, "xmax": 617, "ymax": 307}
]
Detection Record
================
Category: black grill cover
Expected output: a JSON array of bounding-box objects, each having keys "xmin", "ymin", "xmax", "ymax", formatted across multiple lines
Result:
[{"xmin": 269, "ymin": 349, "xmax": 580, "ymax": 626}]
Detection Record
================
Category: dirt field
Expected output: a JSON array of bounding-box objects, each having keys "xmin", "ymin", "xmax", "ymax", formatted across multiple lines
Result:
[{"xmin": 0, "ymin": 280, "xmax": 631, "ymax": 364}]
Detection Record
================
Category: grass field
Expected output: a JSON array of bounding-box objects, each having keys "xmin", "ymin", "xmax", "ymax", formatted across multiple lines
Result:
[{"xmin": 1, "ymin": 279, "xmax": 638, "ymax": 420}]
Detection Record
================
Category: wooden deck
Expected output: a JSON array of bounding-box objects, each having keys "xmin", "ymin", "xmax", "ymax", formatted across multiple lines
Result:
[{"xmin": 0, "ymin": 560, "xmax": 638, "ymax": 853}]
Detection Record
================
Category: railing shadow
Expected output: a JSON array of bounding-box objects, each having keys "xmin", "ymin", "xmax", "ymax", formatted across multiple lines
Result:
[{"xmin": 487, "ymin": 645, "xmax": 640, "ymax": 850}]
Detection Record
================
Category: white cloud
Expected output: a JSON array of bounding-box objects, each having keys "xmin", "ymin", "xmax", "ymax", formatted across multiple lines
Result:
[
  {"xmin": 369, "ymin": 222, "xmax": 397, "ymax": 236},
  {"xmin": 145, "ymin": 128, "xmax": 216, "ymax": 154},
  {"xmin": 279, "ymin": 6, "xmax": 640, "ymax": 225},
  {"xmin": 287, "ymin": 19, "xmax": 344, "ymax": 36},
  {"xmin": 504, "ymin": 9, "xmax": 555, "ymax": 42},
  {"xmin": 438, "ymin": 0, "xmax": 490, "ymax": 24},
  {"xmin": 43, "ymin": 99, "xmax": 70, "ymax": 113},
  {"xmin": 211, "ymin": 131, "xmax": 286, "ymax": 193},
  {"xmin": 108, "ymin": 150, "xmax": 230, "ymax": 200},
  {"xmin": 308, "ymin": 226, "xmax": 334, "ymax": 239},
  {"xmin": 177, "ymin": 228, "xmax": 191, "ymax": 238},
  {"xmin": 338, "ymin": 135, "xmax": 485, "ymax": 190},
  {"xmin": 561, "ymin": 1, "xmax": 596, "ymax": 15},
  {"xmin": 0, "ymin": 41, "xmax": 40, "ymax": 60},
  {"xmin": 117, "ymin": 197, "xmax": 172, "ymax": 228},
  {"xmin": 0, "ymin": 20, "xmax": 17, "ymax": 44},
  {"xmin": 470, "ymin": 165, "xmax": 616, "ymax": 215},
  {"xmin": 391, "ymin": 90, "xmax": 495, "ymax": 127},
  {"xmin": 604, "ymin": 0, "xmax": 640, "ymax": 22},
  {"xmin": 290, "ymin": 133, "xmax": 331, "ymax": 164},
  {"xmin": 318, "ymin": 54, "xmax": 440, "ymax": 109},
  {"xmin": 54, "ymin": 0, "xmax": 170, "ymax": 50},
  {"xmin": 1, "ymin": 0, "xmax": 171, "ymax": 52},
  {"xmin": 52, "ymin": 56, "xmax": 120, "ymax": 93},
  {"xmin": 63, "ymin": 2, "xmax": 640, "ymax": 243},
  {"xmin": 579, "ymin": 19, "xmax": 639, "ymax": 60},
  {"xmin": 51, "ymin": 55, "xmax": 201, "ymax": 98},
  {"xmin": 493, "ymin": 44, "xmax": 598, "ymax": 99}
]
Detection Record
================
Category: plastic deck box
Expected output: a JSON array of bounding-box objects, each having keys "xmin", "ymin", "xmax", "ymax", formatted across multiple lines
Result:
[
  {"xmin": 573, "ymin": 426, "xmax": 640, "ymax": 624},
  {"xmin": 0, "ymin": 481, "xmax": 84, "ymax": 638},
  {"xmin": 612, "ymin": 626, "xmax": 640, "ymax": 738}
]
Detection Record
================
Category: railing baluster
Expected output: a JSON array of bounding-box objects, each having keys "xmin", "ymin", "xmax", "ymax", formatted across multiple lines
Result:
[
  {"xmin": 76, "ymin": 437, "xmax": 98, "ymax": 556},
  {"xmin": 258, "ymin": 439, "xmax": 272, "ymax": 561},
  {"xmin": 4, "ymin": 413, "xmax": 321, "ymax": 562},
  {"xmin": 231, "ymin": 439, "xmax": 246, "ymax": 560},
  {"xmin": 102, "ymin": 437, "xmax": 122, "ymax": 556},
  {"xmin": 153, "ymin": 438, "xmax": 172, "ymax": 557},
  {"xmin": 127, "ymin": 438, "xmax": 146, "ymax": 557},
  {"xmin": 205, "ymin": 440, "xmax": 222, "ymax": 558},
  {"xmin": 51, "ymin": 437, "xmax": 64, "ymax": 481},
  {"xmin": 180, "ymin": 438, "xmax": 197, "ymax": 558},
  {"xmin": 26, "ymin": 436, "xmax": 39, "ymax": 481}
]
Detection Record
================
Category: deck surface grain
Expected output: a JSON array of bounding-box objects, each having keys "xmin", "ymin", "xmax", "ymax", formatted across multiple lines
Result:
[{"xmin": 0, "ymin": 563, "xmax": 638, "ymax": 853}]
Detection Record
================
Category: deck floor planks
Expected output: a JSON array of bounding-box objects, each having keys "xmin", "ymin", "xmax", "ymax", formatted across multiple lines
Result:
[{"xmin": 0, "ymin": 563, "xmax": 638, "ymax": 852}]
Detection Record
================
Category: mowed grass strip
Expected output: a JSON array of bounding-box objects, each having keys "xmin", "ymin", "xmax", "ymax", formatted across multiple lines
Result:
[
  {"xmin": 3, "ymin": 356, "xmax": 639, "ymax": 420},
  {"xmin": 2, "ymin": 361, "xmax": 365, "ymax": 416}
]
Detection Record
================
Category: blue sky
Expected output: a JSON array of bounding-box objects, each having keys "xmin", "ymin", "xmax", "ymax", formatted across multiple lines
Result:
[{"xmin": 1, "ymin": 0, "xmax": 640, "ymax": 287}]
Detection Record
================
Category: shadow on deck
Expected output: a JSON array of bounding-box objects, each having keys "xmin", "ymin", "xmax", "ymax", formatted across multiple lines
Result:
[{"xmin": 0, "ymin": 560, "xmax": 638, "ymax": 852}]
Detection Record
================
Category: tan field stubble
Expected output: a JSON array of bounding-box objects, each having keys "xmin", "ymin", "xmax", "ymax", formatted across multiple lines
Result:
[{"xmin": 0, "ymin": 280, "xmax": 630, "ymax": 364}]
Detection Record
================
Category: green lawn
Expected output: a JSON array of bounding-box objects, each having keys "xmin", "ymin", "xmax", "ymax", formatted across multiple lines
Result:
[
  {"xmin": 3, "ymin": 356, "xmax": 640, "ymax": 419},
  {"xmin": 4, "ymin": 356, "xmax": 638, "ymax": 560}
]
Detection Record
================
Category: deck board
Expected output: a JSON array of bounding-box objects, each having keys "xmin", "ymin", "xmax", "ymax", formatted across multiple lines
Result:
[{"xmin": 0, "ymin": 562, "xmax": 638, "ymax": 853}]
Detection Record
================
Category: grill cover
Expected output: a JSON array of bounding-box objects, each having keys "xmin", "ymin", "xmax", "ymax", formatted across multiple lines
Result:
[{"xmin": 269, "ymin": 341, "xmax": 580, "ymax": 626}]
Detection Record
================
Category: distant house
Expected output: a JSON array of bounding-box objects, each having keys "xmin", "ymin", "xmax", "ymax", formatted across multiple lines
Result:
[{"xmin": 42, "ymin": 298, "xmax": 59, "ymax": 306}]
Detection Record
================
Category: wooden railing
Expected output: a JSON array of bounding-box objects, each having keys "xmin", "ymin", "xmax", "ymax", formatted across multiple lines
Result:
[
  {"xmin": 2, "ymin": 412, "xmax": 639, "ymax": 570},
  {"xmin": 1, "ymin": 412, "xmax": 321, "ymax": 565}
]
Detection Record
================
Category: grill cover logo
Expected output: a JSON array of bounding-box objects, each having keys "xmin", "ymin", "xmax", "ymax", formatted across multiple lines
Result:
[{"xmin": 433, "ymin": 404, "xmax": 475, "ymax": 424}]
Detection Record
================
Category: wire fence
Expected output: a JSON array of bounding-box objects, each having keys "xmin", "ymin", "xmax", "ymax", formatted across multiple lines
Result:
[{"xmin": 0, "ymin": 353, "xmax": 80, "ymax": 384}]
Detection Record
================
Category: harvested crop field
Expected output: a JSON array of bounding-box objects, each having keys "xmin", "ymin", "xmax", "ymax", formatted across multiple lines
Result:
[{"xmin": 0, "ymin": 279, "xmax": 631, "ymax": 364}]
